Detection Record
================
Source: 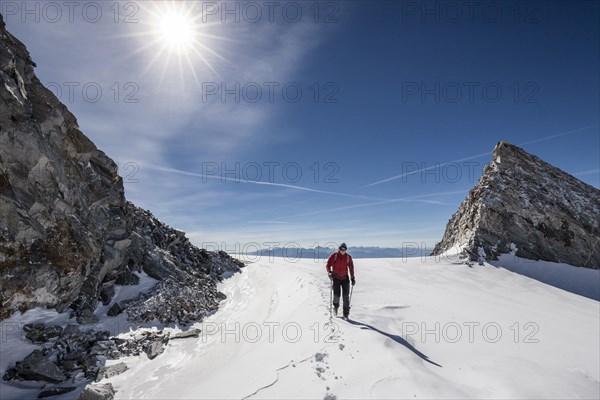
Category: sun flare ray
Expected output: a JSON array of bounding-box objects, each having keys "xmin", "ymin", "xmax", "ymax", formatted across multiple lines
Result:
[{"xmin": 114, "ymin": 1, "xmax": 230, "ymax": 86}]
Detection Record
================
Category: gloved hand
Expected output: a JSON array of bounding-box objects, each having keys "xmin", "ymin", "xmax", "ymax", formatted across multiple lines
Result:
[
  {"xmin": 328, "ymin": 272, "xmax": 333, "ymax": 280},
  {"xmin": 351, "ymin": 277, "xmax": 356, "ymax": 286}
]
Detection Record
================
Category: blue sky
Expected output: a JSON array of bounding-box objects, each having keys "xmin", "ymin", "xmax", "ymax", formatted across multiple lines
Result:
[{"xmin": 3, "ymin": 1, "xmax": 599, "ymax": 251}]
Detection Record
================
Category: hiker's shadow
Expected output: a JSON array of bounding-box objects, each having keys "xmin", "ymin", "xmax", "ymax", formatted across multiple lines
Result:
[{"xmin": 346, "ymin": 319, "xmax": 442, "ymax": 368}]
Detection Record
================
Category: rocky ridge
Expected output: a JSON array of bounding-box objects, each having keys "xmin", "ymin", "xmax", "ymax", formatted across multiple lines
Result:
[
  {"xmin": 0, "ymin": 12, "xmax": 242, "ymax": 325},
  {"xmin": 0, "ymin": 13, "xmax": 243, "ymax": 400}
]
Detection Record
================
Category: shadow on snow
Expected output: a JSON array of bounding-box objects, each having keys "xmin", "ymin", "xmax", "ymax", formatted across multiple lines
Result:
[{"xmin": 345, "ymin": 319, "xmax": 443, "ymax": 368}]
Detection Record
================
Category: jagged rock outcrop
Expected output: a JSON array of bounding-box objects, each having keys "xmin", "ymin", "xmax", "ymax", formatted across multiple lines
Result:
[
  {"xmin": 4, "ymin": 312, "xmax": 200, "ymax": 389},
  {"xmin": 0, "ymin": 14, "xmax": 129, "ymax": 320},
  {"xmin": 432, "ymin": 141, "xmax": 600, "ymax": 268},
  {"xmin": 13, "ymin": 349, "xmax": 66, "ymax": 383},
  {"xmin": 0, "ymin": 14, "xmax": 243, "ymax": 322}
]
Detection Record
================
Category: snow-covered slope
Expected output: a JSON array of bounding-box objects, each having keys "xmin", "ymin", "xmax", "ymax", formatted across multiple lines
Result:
[
  {"xmin": 93, "ymin": 256, "xmax": 598, "ymax": 399},
  {"xmin": 490, "ymin": 254, "xmax": 600, "ymax": 301}
]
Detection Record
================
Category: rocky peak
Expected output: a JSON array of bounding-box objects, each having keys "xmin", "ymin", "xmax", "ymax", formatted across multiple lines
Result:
[{"xmin": 432, "ymin": 141, "xmax": 600, "ymax": 268}]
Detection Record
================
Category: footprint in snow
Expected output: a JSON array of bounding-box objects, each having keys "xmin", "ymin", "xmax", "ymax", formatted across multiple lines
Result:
[{"xmin": 316, "ymin": 366, "xmax": 326, "ymax": 379}]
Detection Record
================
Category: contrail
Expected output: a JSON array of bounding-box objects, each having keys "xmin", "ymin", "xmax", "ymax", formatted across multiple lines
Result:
[
  {"xmin": 362, "ymin": 151, "xmax": 490, "ymax": 188},
  {"xmin": 517, "ymin": 125, "xmax": 598, "ymax": 146},
  {"xmin": 362, "ymin": 124, "xmax": 599, "ymax": 188},
  {"xmin": 144, "ymin": 165, "xmax": 389, "ymax": 202},
  {"xmin": 143, "ymin": 163, "xmax": 467, "ymax": 219},
  {"xmin": 270, "ymin": 189, "xmax": 466, "ymax": 220},
  {"xmin": 247, "ymin": 220, "xmax": 289, "ymax": 224},
  {"xmin": 140, "ymin": 125, "xmax": 597, "ymax": 206},
  {"xmin": 573, "ymin": 168, "xmax": 600, "ymax": 177}
]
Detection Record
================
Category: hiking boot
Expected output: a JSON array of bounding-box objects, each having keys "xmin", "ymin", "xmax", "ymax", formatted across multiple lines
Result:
[
  {"xmin": 333, "ymin": 305, "xmax": 339, "ymax": 316},
  {"xmin": 343, "ymin": 309, "xmax": 349, "ymax": 319}
]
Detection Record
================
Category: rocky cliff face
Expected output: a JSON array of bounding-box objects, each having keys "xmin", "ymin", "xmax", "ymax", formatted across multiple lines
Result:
[
  {"xmin": 0, "ymin": 15, "xmax": 242, "ymax": 323},
  {"xmin": 432, "ymin": 141, "xmax": 600, "ymax": 268}
]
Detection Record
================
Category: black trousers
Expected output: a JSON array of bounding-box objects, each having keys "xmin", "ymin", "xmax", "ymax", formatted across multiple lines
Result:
[{"xmin": 332, "ymin": 277, "xmax": 350, "ymax": 312}]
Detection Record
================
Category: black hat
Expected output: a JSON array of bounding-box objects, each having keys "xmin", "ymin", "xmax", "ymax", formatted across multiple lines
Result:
[{"xmin": 339, "ymin": 243, "xmax": 347, "ymax": 250}]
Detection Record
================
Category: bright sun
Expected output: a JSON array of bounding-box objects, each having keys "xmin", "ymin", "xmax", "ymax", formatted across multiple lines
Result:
[
  {"xmin": 158, "ymin": 11, "xmax": 195, "ymax": 50},
  {"xmin": 124, "ymin": 1, "xmax": 229, "ymax": 85}
]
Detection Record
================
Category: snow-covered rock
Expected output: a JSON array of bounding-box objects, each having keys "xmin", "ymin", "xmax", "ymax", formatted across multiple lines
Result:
[
  {"xmin": 95, "ymin": 362, "xmax": 128, "ymax": 382},
  {"xmin": 78, "ymin": 383, "xmax": 115, "ymax": 400},
  {"xmin": 432, "ymin": 141, "xmax": 600, "ymax": 268}
]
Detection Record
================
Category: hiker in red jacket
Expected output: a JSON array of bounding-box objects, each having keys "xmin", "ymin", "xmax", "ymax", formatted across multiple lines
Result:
[{"xmin": 326, "ymin": 243, "xmax": 355, "ymax": 318}]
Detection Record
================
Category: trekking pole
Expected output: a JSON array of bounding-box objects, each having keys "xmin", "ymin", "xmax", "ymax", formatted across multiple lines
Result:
[
  {"xmin": 329, "ymin": 278, "xmax": 333, "ymax": 320},
  {"xmin": 349, "ymin": 284, "xmax": 354, "ymax": 310}
]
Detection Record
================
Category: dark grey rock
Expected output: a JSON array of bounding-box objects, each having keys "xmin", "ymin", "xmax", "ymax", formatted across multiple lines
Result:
[
  {"xmin": 76, "ymin": 308, "xmax": 99, "ymax": 324},
  {"xmin": 106, "ymin": 302, "xmax": 122, "ymax": 317},
  {"xmin": 432, "ymin": 142, "xmax": 600, "ymax": 268},
  {"xmin": 6, "ymin": 324, "xmax": 178, "ymax": 393},
  {"xmin": 99, "ymin": 282, "xmax": 115, "ymax": 306},
  {"xmin": 38, "ymin": 386, "xmax": 77, "ymax": 398},
  {"xmin": 23, "ymin": 323, "xmax": 45, "ymax": 332},
  {"xmin": 61, "ymin": 324, "xmax": 80, "ymax": 337},
  {"xmin": 140, "ymin": 251, "xmax": 171, "ymax": 281},
  {"xmin": 24, "ymin": 323, "xmax": 62, "ymax": 343},
  {"xmin": 94, "ymin": 330, "xmax": 110, "ymax": 342},
  {"xmin": 90, "ymin": 340, "xmax": 116, "ymax": 356},
  {"xmin": 78, "ymin": 383, "xmax": 116, "ymax": 400},
  {"xmin": 3, "ymin": 367, "xmax": 17, "ymax": 381},
  {"xmin": 171, "ymin": 328, "xmax": 201, "ymax": 339},
  {"xmin": 15, "ymin": 349, "xmax": 66, "ymax": 383},
  {"xmin": 78, "ymin": 354, "xmax": 99, "ymax": 372},
  {"xmin": 144, "ymin": 338, "xmax": 167, "ymax": 360},
  {"xmin": 63, "ymin": 351, "xmax": 80, "ymax": 361},
  {"xmin": 215, "ymin": 291, "xmax": 227, "ymax": 301},
  {"xmin": 95, "ymin": 362, "xmax": 128, "ymax": 382},
  {"xmin": 62, "ymin": 359, "xmax": 79, "ymax": 371},
  {"xmin": 114, "ymin": 267, "xmax": 139, "ymax": 286}
]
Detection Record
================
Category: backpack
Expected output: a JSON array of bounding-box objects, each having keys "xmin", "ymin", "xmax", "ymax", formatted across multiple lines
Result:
[
  {"xmin": 331, "ymin": 252, "xmax": 351, "ymax": 267},
  {"xmin": 330, "ymin": 252, "xmax": 351, "ymax": 280}
]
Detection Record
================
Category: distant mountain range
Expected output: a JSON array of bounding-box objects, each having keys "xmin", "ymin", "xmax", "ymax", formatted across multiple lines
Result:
[{"xmin": 244, "ymin": 246, "xmax": 433, "ymax": 259}]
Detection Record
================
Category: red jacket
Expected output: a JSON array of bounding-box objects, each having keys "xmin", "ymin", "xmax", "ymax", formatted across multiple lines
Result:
[{"xmin": 326, "ymin": 251, "xmax": 354, "ymax": 279}]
